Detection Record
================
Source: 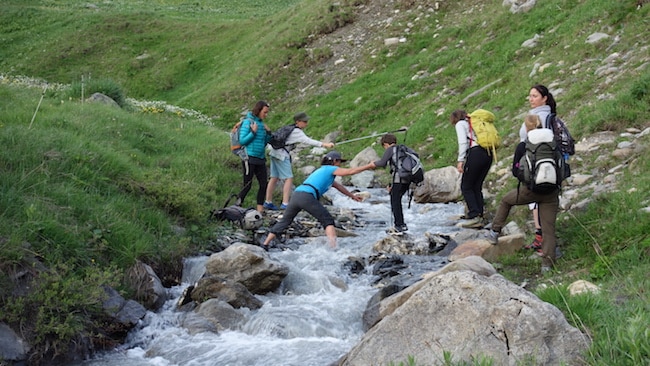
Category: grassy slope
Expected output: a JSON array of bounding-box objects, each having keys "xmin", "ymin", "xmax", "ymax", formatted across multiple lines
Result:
[{"xmin": 1, "ymin": 0, "xmax": 649, "ymax": 364}]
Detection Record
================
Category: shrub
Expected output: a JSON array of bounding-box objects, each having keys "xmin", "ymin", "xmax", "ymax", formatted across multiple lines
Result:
[{"xmin": 68, "ymin": 78, "xmax": 126, "ymax": 108}]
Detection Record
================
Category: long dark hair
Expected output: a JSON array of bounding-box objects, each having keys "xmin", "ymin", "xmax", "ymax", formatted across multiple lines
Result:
[
  {"xmin": 252, "ymin": 100, "xmax": 270, "ymax": 118},
  {"xmin": 532, "ymin": 84, "xmax": 557, "ymax": 114}
]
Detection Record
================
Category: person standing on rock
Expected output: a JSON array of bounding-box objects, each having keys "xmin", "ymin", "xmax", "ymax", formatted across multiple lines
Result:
[
  {"xmin": 261, "ymin": 151, "xmax": 374, "ymax": 250},
  {"xmin": 236, "ymin": 100, "xmax": 272, "ymax": 213},
  {"xmin": 263, "ymin": 112, "xmax": 335, "ymax": 211},
  {"xmin": 520, "ymin": 84, "xmax": 557, "ymax": 252},
  {"xmin": 485, "ymin": 114, "xmax": 560, "ymax": 274},
  {"xmin": 370, "ymin": 133, "xmax": 418, "ymax": 234},
  {"xmin": 451, "ymin": 109, "xmax": 494, "ymax": 229}
]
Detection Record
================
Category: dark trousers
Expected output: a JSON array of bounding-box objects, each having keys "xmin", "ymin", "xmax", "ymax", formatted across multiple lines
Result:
[
  {"xmin": 390, "ymin": 182, "xmax": 409, "ymax": 227},
  {"xmin": 270, "ymin": 191, "xmax": 335, "ymax": 235},
  {"xmin": 237, "ymin": 157, "xmax": 268, "ymax": 206},
  {"xmin": 461, "ymin": 146, "xmax": 493, "ymax": 219},
  {"xmin": 492, "ymin": 186, "xmax": 559, "ymax": 267}
]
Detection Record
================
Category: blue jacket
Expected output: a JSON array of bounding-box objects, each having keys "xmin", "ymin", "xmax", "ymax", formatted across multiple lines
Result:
[
  {"xmin": 239, "ymin": 111, "xmax": 270, "ymax": 160},
  {"xmin": 295, "ymin": 165, "xmax": 338, "ymax": 199}
]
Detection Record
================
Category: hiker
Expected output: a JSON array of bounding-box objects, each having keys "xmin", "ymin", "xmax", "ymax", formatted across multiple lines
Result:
[
  {"xmin": 370, "ymin": 133, "xmax": 417, "ymax": 233},
  {"xmin": 261, "ymin": 151, "xmax": 374, "ymax": 249},
  {"xmin": 452, "ymin": 109, "xmax": 494, "ymax": 228},
  {"xmin": 520, "ymin": 84, "xmax": 557, "ymax": 250},
  {"xmin": 263, "ymin": 112, "xmax": 335, "ymax": 210},
  {"xmin": 236, "ymin": 100, "xmax": 272, "ymax": 213},
  {"xmin": 484, "ymin": 114, "xmax": 560, "ymax": 274}
]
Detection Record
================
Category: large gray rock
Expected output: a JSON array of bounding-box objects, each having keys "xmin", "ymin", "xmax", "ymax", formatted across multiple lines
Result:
[
  {"xmin": 191, "ymin": 275, "xmax": 263, "ymax": 310},
  {"xmin": 125, "ymin": 260, "xmax": 167, "ymax": 310},
  {"xmin": 204, "ymin": 243, "xmax": 289, "ymax": 294},
  {"xmin": 341, "ymin": 270, "xmax": 589, "ymax": 366},
  {"xmin": 193, "ymin": 299, "xmax": 246, "ymax": 332},
  {"xmin": 0, "ymin": 322, "xmax": 29, "ymax": 362},
  {"xmin": 413, "ymin": 166, "xmax": 462, "ymax": 203}
]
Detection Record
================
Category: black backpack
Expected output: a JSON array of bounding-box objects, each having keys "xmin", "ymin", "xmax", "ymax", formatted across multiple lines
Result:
[
  {"xmin": 392, "ymin": 144, "xmax": 424, "ymax": 185},
  {"xmin": 517, "ymin": 129, "xmax": 566, "ymax": 194},
  {"xmin": 392, "ymin": 144, "xmax": 425, "ymax": 208},
  {"xmin": 209, "ymin": 195, "xmax": 262, "ymax": 230},
  {"xmin": 269, "ymin": 124, "xmax": 297, "ymax": 150}
]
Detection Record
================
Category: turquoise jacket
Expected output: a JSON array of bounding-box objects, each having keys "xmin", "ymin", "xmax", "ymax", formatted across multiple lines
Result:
[{"xmin": 239, "ymin": 111, "xmax": 270, "ymax": 160}]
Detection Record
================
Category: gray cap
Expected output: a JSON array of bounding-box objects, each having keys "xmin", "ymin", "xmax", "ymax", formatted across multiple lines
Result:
[
  {"xmin": 324, "ymin": 151, "xmax": 347, "ymax": 162},
  {"xmin": 293, "ymin": 112, "xmax": 310, "ymax": 122}
]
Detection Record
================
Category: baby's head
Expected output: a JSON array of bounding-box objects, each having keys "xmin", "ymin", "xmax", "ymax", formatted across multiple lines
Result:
[{"xmin": 525, "ymin": 114, "xmax": 542, "ymax": 132}]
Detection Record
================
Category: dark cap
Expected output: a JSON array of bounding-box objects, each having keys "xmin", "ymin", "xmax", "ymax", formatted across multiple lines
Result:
[
  {"xmin": 324, "ymin": 151, "xmax": 347, "ymax": 162},
  {"xmin": 293, "ymin": 112, "xmax": 310, "ymax": 122}
]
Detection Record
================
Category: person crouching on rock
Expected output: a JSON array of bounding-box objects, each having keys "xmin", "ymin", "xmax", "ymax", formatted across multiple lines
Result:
[{"xmin": 261, "ymin": 151, "xmax": 375, "ymax": 249}]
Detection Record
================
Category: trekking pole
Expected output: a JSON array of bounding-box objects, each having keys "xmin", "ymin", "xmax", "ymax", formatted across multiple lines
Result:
[
  {"xmin": 28, "ymin": 85, "xmax": 48, "ymax": 129},
  {"xmin": 335, "ymin": 127, "xmax": 408, "ymax": 145}
]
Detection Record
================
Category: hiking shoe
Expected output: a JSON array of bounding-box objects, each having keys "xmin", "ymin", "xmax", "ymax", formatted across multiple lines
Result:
[
  {"xmin": 459, "ymin": 216, "xmax": 483, "ymax": 229},
  {"xmin": 396, "ymin": 224, "xmax": 408, "ymax": 232},
  {"xmin": 484, "ymin": 230, "xmax": 499, "ymax": 245},
  {"xmin": 385, "ymin": 227, "xmax": 404, "ymax": 236},
  {"xmin": 263, "ymin": 202, "xmax": 280, "ymax": 210},
  {"xmin": 524, "ymin": 233, "xmax": 543, "ymax": 250},
  {"xmin": 280, "ymin": 203, "xmax": 288, "ymax": 210}
]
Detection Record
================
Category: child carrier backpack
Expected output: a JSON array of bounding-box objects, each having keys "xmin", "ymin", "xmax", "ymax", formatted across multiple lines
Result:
[
  {"xmin": 517, "ymin": 129, "xmax": 566, "ymax": 194},
  {"xmin": 230, "ymin": 120, "xmax": 248, "ymax": 161},
  {"xmin": 209, "ymin": 194, "xmax": 262, "ymax": 230},
  {"xmin": 468, "ymin": 109, "xmax": 501, "ymax": 159},
  {"xmin": 269, "ymin": 124, "xmax": 297, "ymax": 150},
  {"xmin": 545, "ymin": 113, "xmax": 576, "ymax": 156}
]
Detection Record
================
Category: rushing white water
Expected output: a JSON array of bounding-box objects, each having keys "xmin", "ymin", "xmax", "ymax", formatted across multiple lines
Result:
[{"xmin": 80, "ymin": 187, "xmax": 464, "ymax": 366}]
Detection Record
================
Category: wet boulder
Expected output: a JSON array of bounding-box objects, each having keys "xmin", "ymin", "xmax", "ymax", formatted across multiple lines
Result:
[
  {"xmin": 125, "ymin": 260, "xmax": 168, "ymax": 311},
  {"xmin": 190, "ymin": 275, "xmax": 263, "ymax": 310},
  {"xmin": 204, "ymin": 243, "xmax": 289, "ymax": 294}
]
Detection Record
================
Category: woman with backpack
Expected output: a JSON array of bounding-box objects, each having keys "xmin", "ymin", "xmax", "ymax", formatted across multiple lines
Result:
[
  {"xmin": 484, "ymin": 114, "xmax": 560, "ymax": 274},
  {"xmin": 520, "ymin": 84, "xmax": 557, "ymax": 251},
  {"xmin": 451, "ymin": 109, "xmax": 494, "ymax": 229},
  {"xmin": 236, "ymin": 100, "xmax": 272, "ymax": 213},
  {"xmin": 263, "ymin": 112, "xmax": 335, "ymax": 211},
  {"xmin": 370, "ymin": 133, "xmax": 420, "ymax": 234}
]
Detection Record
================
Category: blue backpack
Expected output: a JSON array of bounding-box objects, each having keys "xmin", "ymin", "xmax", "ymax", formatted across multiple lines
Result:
[{"xmin": 230, "ymin": 120, "xmax": 248, "ymax": 160}]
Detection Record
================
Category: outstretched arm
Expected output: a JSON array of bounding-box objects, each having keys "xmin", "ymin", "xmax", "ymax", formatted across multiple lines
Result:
[
  {"xmin": 332, "ymin": 181, "xmax": 363, "ymax": 202},
  {"xmin": 333, "ymin": 163, "xmax": 375, "ymax": 176}
]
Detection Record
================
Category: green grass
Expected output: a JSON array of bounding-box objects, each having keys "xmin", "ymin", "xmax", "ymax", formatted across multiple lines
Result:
[{"xmin": 1, "ymin": 0, "xmax": 649, "ymax": 363}]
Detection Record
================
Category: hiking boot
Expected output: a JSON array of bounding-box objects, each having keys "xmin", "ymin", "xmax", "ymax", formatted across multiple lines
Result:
[
  {"xmin": 385, "ymin": 227, "xmax": 404, "ymax": 236},
  {"xmin": 263, "ymin": 202, "xmax": 280, "ymax": 210},
  {"xmin": 396, "ymin": 224, "xmax": 408, "ymax": 232},
  {"xmin": 280, "ymin": 203, "xmax": 288, "ymax": 210},
  {"xmin": 484, "ymin": 230, "xmax": 499, "ymax": 245},
  {"xmin": 524, "ymin": 233, "xmax": 543, "ymax": 250},
  {"xmin": 459, "ymin": 216, "xmax": 483, "ymax": 229}
]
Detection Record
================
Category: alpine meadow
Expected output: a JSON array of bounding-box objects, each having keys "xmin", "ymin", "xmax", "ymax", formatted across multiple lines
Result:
[{"xmin": 0, "ymin": 0, "xmax": 649, "ymax": 365}]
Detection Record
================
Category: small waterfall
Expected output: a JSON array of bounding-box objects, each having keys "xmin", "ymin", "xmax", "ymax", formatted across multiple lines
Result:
[{"xmin": 80, "ymin": 188, "xmax": 464, "ymax": 366}]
